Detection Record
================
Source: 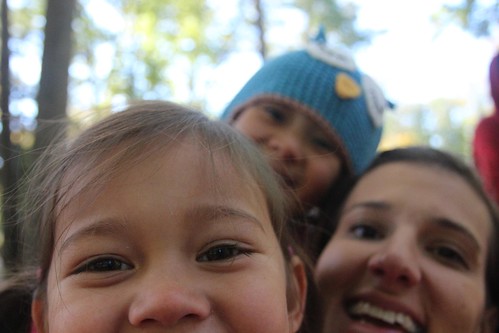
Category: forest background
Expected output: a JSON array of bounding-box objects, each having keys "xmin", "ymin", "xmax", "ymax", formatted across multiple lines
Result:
[{"xmin": 1, "ymin": 0, "xmax": 498, "ymax": 272}]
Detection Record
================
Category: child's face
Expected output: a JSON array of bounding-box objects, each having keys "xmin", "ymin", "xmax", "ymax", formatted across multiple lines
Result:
[
  {"xmin": 33, "ymin": 141, "xmax": 305, "ymax": 332},
  {"xmin": 315, "ymin": 162, "xmax": 492, "ymax": 333},
  {"xmin": 232, "ymin": 101, "xmax": 342, "ymax": 208}
]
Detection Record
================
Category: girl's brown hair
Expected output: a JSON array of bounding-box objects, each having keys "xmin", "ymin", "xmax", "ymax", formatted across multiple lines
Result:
[{"xmin": 2, "ymin": 100, "xmax": 310, "ymax": 331}]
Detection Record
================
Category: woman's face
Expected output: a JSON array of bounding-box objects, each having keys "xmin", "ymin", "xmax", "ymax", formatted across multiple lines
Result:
[
  {"xmin": 33, "ymin": 141, "xmax": 306, "ymax": 333},
  {"xmin": 315, "ymin": 162, "xmax": 493, "ymax": 333}
]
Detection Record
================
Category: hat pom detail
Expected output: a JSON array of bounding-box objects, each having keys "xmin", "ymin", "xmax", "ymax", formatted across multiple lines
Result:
[
  {"xmin": 306, "ymin": 30, "xmax": 357, "ymax": 72},
  {"xmin": 362, "ymin": 74, "xmax": 390, "ymax": 128}
]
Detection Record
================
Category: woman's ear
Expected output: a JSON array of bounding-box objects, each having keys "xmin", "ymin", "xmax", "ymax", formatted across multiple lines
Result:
[
  {"xmin": 32, "ymin": 298, "xmax": 46, "ymax": 333},
  {"xmin": 287, "ymin": 255, "xmax": 308, "ymax": 333}
]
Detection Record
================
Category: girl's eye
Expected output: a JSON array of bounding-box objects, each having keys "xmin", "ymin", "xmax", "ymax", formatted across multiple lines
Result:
[
  {"xmin": 73, "ymin": 257, "xmax": 133, "ymax": 274},
  {"xmin": 349, "ymin": 224, "xmax": 384, "ymax": 240},
  {"xmin": 263, "ymin": 106, "xmax": 286, "ymax": 123},
  {"xmin": 428, "ymin": 245, "xmax": 468, "ymax": 269},
  {"xmin": 312, "ymin": 136, "xmax": 335, "ymax": 152},
  {"xmin": 197, "ymin": 244, "xmax": 252, "ymax": 262}
]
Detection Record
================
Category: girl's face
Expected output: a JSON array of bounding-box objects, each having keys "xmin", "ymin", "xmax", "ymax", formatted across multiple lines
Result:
[
  {"xmin": 232, "ymin": 101, "xmax": 342, "ymax": 208},
  {"xmin": 315, "ymin": 162, "xmax": 493, "ymax": 333},
  {"xmin": 33, "ymin": 142, "xmax": 306, "ymax": 333}
]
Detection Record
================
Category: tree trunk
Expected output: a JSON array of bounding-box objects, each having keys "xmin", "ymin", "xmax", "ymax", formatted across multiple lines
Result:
[
  {"xmin": 35, "ymin": 0, "xmax": 77, "ymax": 151},
  {"xmin": 253, "ymin": 0, "xmax": 267, "ymax": 59}
]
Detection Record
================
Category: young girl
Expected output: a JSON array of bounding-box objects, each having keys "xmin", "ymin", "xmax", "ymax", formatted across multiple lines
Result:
[
  {"xmin": 5, "ymin": 101, "xmax": 309, "ymax": 332},
  {"xmin": 221, "ymin": 30, "xmax": 392, "ymax": 258},
  {"xmin": 315, "ymin": 146, "xmax": 499, "ymax": 333},
  {"xmin": 221, "ymin": 30, "xmax": 391, "ymax": 212}
]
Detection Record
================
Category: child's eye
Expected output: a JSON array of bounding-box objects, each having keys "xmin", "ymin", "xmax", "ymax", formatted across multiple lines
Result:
[
  {"xmin": 262, "ymin": 106, "xmax": 286, "ymax": 123},
  {"xmin": 73, "ymin": 256, "xmax": 133, "ymax": 274},
  {"xmin": 312, "ymin": 136, "xmax": 335, "ymax": 152},
  {"xmin": 427, "ymin": 245, "xmax": 468, "ymax": 269},
  {"xmin": 349, "ymin": 224, "xmax": 384, "ymax": 240},
  {"xmin": 196, "ymin": 244, "xmax": 252, "ymax": 262}
]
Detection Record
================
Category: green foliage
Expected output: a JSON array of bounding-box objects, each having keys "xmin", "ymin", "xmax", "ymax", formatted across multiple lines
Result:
[
  {"xmin": 293, "ymin": 0, "xmax": 374, "ymax": 47},
  {"xmin": 68, "ymin": 0, "xmax": 231, "ymax": 108},
  {"xmin": 5, "ymin": 0, "xmax": 488, "ymax": 156},
  {"xmin": 432, "ymin": 0, "xmax": 499, "ymax": 37},
  {"xmin": 6, "ymin": 0, "xmax": 372, "ymax": 113},
  {"xmin": 8, "ymin": 0, "xmax": 45, "ymax": 39},
  {"xmin": 380, "ymin": 99, "xmax": 479, "ymax": 160}
]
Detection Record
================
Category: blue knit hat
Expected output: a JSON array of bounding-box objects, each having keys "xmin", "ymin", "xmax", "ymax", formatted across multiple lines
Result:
[{"xmin": 221, "ymin": 31, "xmax": 391, "ymax": 175}]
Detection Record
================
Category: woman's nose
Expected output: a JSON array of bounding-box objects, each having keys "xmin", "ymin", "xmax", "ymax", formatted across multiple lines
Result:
[
  {"xmin": 367, "ymin": 238, "xmax": 422, "ymax": 289},
  {"xmin": 128, "ymin": 276, "xmax": 211, "ymax": 327}
]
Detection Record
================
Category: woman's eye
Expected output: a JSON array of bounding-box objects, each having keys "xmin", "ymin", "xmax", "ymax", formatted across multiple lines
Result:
[
  {"xmin": 349, "ymin": 224, "xmax": 383, "ymax": 240},
  {"xmin": 428, "ymin": 245, "xmax": 468, "ymax": 269},
  {"xmin": 197, "ymin": 244, "xmax": 252, "ymax": 262},
  {"xmin": 73, "ymin": 257, "xmax": 133, "ymax": 274}
]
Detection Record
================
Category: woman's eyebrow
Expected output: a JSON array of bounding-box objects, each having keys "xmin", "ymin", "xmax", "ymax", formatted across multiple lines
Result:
[
  {"xmin": 432, "ymin": 217, "xmax": 481, "ymax": 252},
  {"xmin": 342, "ymin": 201, "xmax": 390, "ymax": 214}
]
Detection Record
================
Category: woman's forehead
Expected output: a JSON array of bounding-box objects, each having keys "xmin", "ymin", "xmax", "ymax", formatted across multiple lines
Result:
[{"xmin": 344, "ymin": 162, "xmax": 492, "ymax": 246}]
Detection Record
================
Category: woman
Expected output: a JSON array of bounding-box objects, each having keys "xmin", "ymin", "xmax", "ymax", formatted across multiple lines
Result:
[{"xmin": 315, "ymin": 146, "xmax": 498, "ymax": 333}]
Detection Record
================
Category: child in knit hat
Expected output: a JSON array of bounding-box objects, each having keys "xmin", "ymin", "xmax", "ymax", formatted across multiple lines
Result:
[
  {"xmin": 221, "ymin": 32, "xmax": 392, "ymax": 330},
  {"xmin": 473, "ymin": 52, "xmax": 499, "ymax": 205},
  {"xmin": 221, "ymin": 30, "xmax": 392, "ymax": 219}
]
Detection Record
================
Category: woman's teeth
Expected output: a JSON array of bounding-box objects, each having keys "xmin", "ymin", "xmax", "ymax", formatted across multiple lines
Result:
[{"xmin": 349, "ymin": 301, "xmax": 420, "ymax": 333}]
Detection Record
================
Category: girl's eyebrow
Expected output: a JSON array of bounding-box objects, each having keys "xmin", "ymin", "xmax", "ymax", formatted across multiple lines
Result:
[
  {"xmin": 59, "ymin": 219, "xmax": 127, "ymax": 253},
  {"xmin": 58, "ymin": 205, "xmax": 266, "ymax": 252},
  {"xmin": 185, "ymin": 205, "xmax": 266, "ymax": 232}
]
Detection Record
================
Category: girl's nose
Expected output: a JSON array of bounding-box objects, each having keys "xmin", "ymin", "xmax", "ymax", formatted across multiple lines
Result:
[
  {"xmin": 267, "ymin": 133, "xmax": 304, "ymax": 162},
  {"xmin": 367, "ymin": 240, "xmax": 422, "ymax": 289},
  {"xmin": 128, "ymin": 278, "xmax": 211, "ymax": 327}
]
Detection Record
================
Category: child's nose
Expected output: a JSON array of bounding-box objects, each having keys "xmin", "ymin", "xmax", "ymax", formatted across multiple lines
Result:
[
  {"xmin": 268, "ymin": 133, "xmax": 304, "ymax": 161},
  {"xmin": 367, "ymin": 237, "xmax": 421, "ymax": 289},
  {"xmin": 128, "ymin": 276, "xmax": 211, "ymax": 327}
]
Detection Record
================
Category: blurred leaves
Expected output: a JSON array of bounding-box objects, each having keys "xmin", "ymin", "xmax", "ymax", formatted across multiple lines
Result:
[
  {"xmin": 293, "ymin": 0, "xmax": 374, "ymax": 47},
  {"xmin": 432, "ymin": 0, "xmax": 499, "ymax": 37},
  {"xmin": 4, "ymin": 0, "xmax": 489, "ymax": 153}
]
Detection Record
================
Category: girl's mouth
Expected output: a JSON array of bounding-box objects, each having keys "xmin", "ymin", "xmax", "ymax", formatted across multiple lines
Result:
[
  {"xmin": 271, "ymin": 165, "xmax": 298, "ymax": 190},
  {"xmin": 278, "ymin": 172, "xmax": 297, "ymax": 189},
  {"xmin": 348, "ymin": 301, "xmax": 424, "ymax": 333}
]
